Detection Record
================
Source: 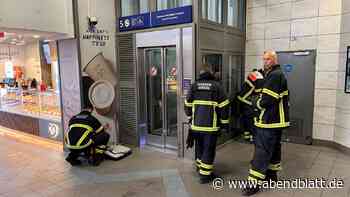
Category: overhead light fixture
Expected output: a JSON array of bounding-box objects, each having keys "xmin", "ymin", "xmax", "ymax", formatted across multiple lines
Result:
[{"xmin": 33, "ymin": 35, "xmax": 40, "ymax": 38}]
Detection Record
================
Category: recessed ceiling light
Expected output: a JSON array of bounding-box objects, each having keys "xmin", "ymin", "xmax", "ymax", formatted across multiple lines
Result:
[{"xmin": 33, "ymin": 35, "xmax": 40, "ymax": 38}]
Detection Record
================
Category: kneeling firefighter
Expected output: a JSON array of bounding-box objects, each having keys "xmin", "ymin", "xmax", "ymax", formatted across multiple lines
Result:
[
  {"xmin": 65, "ymin": 105, "xmax": 110, "ymax": 166},
  {"xmin": 184, "ymin": 63, "xmax": 230, "ymax": 184}
]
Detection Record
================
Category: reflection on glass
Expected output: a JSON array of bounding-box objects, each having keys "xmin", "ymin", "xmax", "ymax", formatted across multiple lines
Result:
[
  {"xmin": 145, "ymin": 49, "xmax": 163, "ymax": 135},
  {"xmin": 157, "ymin": 0, "xmax": 192, "ymax": 10},
  {"xmin": 121, "ymin": 0, "xmax": 149, "ymax": 16},
  {"xmin": 165, "ymin": 47, "xmax": 177, "ymax": 138},
  {"xmin": 227, "ymin": 0, "xmax": 238, "ymax": 27},
  {"xmin": 203, "ymin": 0, "xmax": 222, "ymax": 23}
]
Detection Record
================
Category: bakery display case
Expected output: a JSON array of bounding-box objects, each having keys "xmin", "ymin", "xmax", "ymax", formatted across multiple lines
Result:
[{"xmin": 0, "ymin": 88, "xmax": 61, "ymax": 121}]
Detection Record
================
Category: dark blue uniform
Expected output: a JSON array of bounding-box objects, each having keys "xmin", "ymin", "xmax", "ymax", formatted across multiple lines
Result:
[
  {"xmin": 248, "ymin": 65, "xmax": 289, "ymax": 184},
  {"xmin": 65, "ymin": 110, "xmax": 110, "ymax": 166},
  {"xmin": 184, "ymin": 71, "xmax": 229, "ymax": 182}
]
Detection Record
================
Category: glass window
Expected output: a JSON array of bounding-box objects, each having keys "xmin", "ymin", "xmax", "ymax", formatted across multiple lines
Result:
[
  {"xmin": 227, "ymin": 0, "xmax": 239, "ymax": 27},
  {"xmin": 239, "ymin": 0, "xmax": 246, "ymax": 31},
  {"xmin": 202, "ymin": 0, "xmax": 222, "ymax": 23},
  {"xmin": 121, "ymin": 0, "xmax": 149, "ymax": 16},
  {"xmin": 157, "ymin": 0, "xmax": 192, "ymax": 11},
  {"xmin": 201, "ymin": 54, "xmax": 223, "ymax": 81}
]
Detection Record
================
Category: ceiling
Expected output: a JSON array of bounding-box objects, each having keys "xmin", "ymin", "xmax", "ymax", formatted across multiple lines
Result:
[{"xmin": 0, "ymin": 28, "xmax": 70, "ymax": 46}]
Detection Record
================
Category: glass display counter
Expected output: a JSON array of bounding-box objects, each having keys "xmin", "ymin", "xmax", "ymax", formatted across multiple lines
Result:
[{"xmin": 0, "ymin": 87, "xmax": 61, "ymax": 122}]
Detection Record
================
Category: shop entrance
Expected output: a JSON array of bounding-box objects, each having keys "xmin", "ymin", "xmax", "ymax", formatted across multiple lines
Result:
[{"xmin": 142, "ymin": 47, "xmax": 178, "ymax": 150}]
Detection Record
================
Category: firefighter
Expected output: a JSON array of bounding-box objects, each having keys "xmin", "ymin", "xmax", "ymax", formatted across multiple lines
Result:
[
  {"xmin": 237, "ymin": 69, "xmax": 264, "ymax": 142},
  {"xmin": 65, "ymin": 105, "xmax": 110, "ymax": 166},
  {"xmin": 242, "ymin": 50, "xmax": 290, "ymax": 196},
  {"xmin": 184, "ymin": 63, "xmax": 230, "ymax": 184}
]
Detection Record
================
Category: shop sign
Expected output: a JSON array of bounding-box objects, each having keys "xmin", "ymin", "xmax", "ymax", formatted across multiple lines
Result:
[
  {"xmin": 82, "ymin": 28, "xmax": 110, "ymax": 47},
  {"xmin": 48, "ymin": 123, "xmax": 60, "ymax": 138},
  {"xmin": 118, "ymin": 5, "xmax": 192, "ymax": 32}
]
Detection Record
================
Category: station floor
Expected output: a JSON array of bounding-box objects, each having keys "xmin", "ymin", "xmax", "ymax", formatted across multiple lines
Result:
[{"xmin": 0, "ymin": 130, "xmax": 350, "ymax": 197}]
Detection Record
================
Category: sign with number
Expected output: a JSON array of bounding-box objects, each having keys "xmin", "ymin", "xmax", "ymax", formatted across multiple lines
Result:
[{"xmin": 119, "ymin": 13, "xmax": 151, "ymax": 32}]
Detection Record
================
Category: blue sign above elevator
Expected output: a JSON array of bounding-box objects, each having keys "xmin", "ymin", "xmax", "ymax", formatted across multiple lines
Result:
[{"xmin": 118, "ymin": 5, "xmax": 193, "ymax": 32}]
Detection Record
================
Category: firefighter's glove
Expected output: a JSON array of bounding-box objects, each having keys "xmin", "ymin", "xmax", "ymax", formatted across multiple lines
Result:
[{"xmin": 186, "ymin": 129, "xmax": 194, "ymax": 149}]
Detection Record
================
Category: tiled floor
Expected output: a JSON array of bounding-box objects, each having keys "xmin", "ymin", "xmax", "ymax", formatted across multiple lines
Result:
[{"xmin": 0, "ymin": 131, "xmax": 350, "ymax": 197}]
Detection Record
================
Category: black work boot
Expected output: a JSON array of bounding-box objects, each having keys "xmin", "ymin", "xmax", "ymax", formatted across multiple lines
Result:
[
  {"xmin": 265, "ymin": 170, "xmax": 278, "ymax": 182},
  {"xmin": 65, "ymin": 153, "xmax": 82, "ymax": 166},
  {"xmin": 242, "ymin": 186, "xmax": 260, "ymax": 196}
]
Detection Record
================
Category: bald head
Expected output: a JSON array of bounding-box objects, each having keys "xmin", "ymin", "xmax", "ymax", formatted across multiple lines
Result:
[{"xmin": 263, "ymin": 50, "xmax": 278, "ymax": 72}]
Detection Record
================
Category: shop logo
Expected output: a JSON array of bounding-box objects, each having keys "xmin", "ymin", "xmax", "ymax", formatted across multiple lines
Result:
[{"xmin": 48, "ymin": 123, "xmax": 59, "ymax": 138}]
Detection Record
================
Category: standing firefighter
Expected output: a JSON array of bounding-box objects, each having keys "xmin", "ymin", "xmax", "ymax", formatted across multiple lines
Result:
[
  {"xmin": 237, "ymin": 69, "xmax": 264, "ymax": 142},
  {"xmin": 184, "ymin": 63, "xmax": 230, "ymax": 184},
  {"xmin": 242, "ymin": 50, "xmax": 290, "ymax": 196}
]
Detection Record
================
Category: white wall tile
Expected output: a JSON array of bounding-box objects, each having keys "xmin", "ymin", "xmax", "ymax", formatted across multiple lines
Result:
[
  {"xmin": 267, "ymin": 0, "xmax": 292, "ymax": 6},
  {"xmin": 319, "ymin": 0, "xmax": 342, "ymax": 16},
  {"xmin": 247, "ymin": 0, "xmax": 267, "ymax": 8},
  {"xmin": 339, "ymin": 33, "xmax": 350, "ymax": 53},
  {"xmin": 338, "ymin": 52, "xmax": 347, "ymax": 72},
  {"xmin": 246, "ymin": 40, "xmax": 265, "ymax": 55},
  {"xmin": 318, "ymin": 15, "xmax": 341, "ymax": 35},
  {"xmin": 315, "ymin": 71, "xmax": 338, "ymax": 89},
  {"xmin": 313, "ymin": 123, "xmax": 334, "ymax": 141},
  {"xmin": 290, "ymin": 36, "xmax": 318, "ymax": 50},
  {"xmin": 266, "ymin": 2, "xmax": 292, "ymax": 22},
  {"xmin": 313, "ymin": 106, "xmax": 336, "ymax": 124},
  {"xmin": 314, "ymin": 89, "xmax": 337, "ymax": 107},
  {"xmin": 316, "ymin": 53, "xmax": 340, "ymax": 72},
  {"xmin": 265, "ymin": 21, "xmax": 291, "ymax": 39},
  {"xmin": 318, "ymin": 34, "xmax": 341, "ymax": 53},
  {"xmin": 337, "ymin": 71, "xmax": 345, "ymax": 90},
  {"xmin": 265, "ymin": 38, "xmax": 290, "ymax": 51},
  {"xmin": 247, "ymin": 6, "xmax": 267, "ymax": 24},
  {"xmin": 335, "ymin": 108, "xmax": 350, "ymax": 129},
  {"xmin": 245, "ymin": 55, "xmax": 263, "ymax": 70},
  {"xmin": 341, "ymin": 13, "xmax": 350, "ymax": 33},
  {"xmin": 247, "ymin": 24, "xmax": 265, "ymax": 40},
  {"xmin": 334, "ymin": 127, "xmax": 350, "ymax": 148},
  {"xmin": 292, "ymin": 0, "xmax": 319, "ymax": 19},
  {"xmin": 291, "ymin": 18, "xmax": 318, "ymax": 37},
  {"xmin": 335, "ymin": 90, "xmax": 350, "ymax": 110},
  {"xmin": 342, "ymin": 0, "xmax": 350, "ymax": 14}
]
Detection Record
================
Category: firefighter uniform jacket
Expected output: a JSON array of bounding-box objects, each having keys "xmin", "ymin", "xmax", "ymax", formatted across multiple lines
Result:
[
  {"xmin": 237, "ymin": 71, "xmax": 264, "ymax": 117},
  {"xmin": 184, "ymin": 72, "xmax": 230, "ymax": 133},
  {"xmin": 65, "ymin": 110, "xmax": 104, "ymax": 150},
  {"xmin": 254, "ymin": 65, "xmax": 290, "ymax": 128}
]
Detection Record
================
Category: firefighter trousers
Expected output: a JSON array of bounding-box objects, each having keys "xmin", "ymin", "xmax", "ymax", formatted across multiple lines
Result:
[
  {"xmin": 242, "ymin": 115, "xmax": 256, "ymax": 141},
  {"xmin": 194, "ymin": 132, "xmax": 217, "ymax": 177},
  {"xmin": 248, "ymin": 128, "xmax": 282, "ymax": 182}
]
